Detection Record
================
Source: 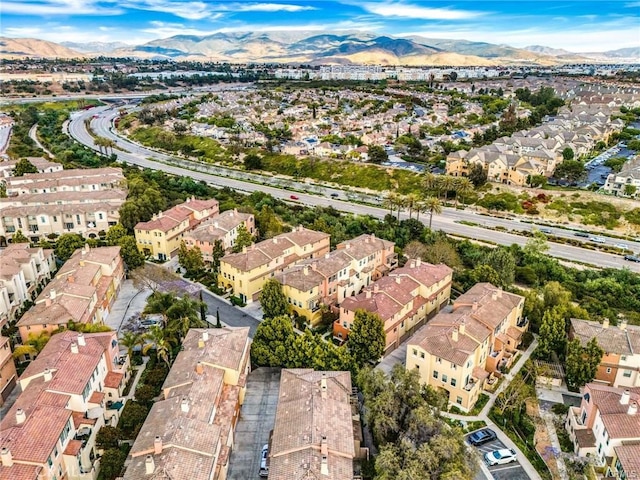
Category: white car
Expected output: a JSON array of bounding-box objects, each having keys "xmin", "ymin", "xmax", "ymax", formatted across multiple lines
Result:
[
  {"xmin": 614, "ymin": 243, "xmax": 629, "ymax": 250},
  {"xmin": 484, "ymin": 448, "xmax": 517, "ymax": 466},
  {"xmin": 589, "ymin": 236, "xmax": 606, "ymax": 244},
  {"xmin": 259, "ymin": 444, "xmax": 269, "ymax": 477}
]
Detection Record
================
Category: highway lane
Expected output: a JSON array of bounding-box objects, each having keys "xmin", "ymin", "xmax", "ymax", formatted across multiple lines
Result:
[{"xmin": 67, "ymin": 106, "xmax": 640, "ymax": 273}]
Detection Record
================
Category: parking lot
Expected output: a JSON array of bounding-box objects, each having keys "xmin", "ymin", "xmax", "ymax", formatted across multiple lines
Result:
[
  {"xmin": 467, "ymin": 433, "xmax": 531, "ymax": 480},
  {"xmin": 228, "ymin": 368, "xmax": 281, "ymax": 480}
]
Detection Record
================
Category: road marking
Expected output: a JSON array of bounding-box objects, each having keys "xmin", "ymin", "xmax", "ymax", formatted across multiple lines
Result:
[{"xmin": 489, "ymin": 463, "xmax": 522, "ymax": 472}]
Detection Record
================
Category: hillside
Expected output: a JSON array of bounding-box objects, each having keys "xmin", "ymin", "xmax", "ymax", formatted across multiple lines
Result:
[{"xmin": 0, "ymin": 37, "xmax": 84, "ymax": 59}]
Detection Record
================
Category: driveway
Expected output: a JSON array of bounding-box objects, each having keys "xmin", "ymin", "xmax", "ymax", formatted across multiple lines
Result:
[
  {"xmin": 468, "ymin": 434, "xmax": 532, "ymax": 480},
  {"xmin": 228, "ymin": 368, "xmax": 281, "ymax": 480}
]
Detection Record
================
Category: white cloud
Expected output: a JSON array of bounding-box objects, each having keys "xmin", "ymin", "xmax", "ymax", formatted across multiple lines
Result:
[
  {"xmin": 142, "ymin": 21, "xmax": 217, "ymax": 37},
  {"xmin": 360, "ymin": 1, "xmax": 483, "ymax": 20},
  {"xmin": 119, "ymin": 0, "xmax": 214, "ymax": 20},
  {"xmin": 222, "ymin": 3, "xmax": 316, "ymax": 12},
  {"xmin": 3, "ymin": 24, "xmax": 142, "ymax": 43},
  {"xmin": 0, "ymin": 0, "xmax": 122, "ymax": 15}
]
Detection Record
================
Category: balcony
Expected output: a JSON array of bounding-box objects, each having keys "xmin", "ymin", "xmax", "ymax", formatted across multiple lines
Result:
[{"xmin": 517, "ymin": 317, "xmax": 529, "ymax": 328}]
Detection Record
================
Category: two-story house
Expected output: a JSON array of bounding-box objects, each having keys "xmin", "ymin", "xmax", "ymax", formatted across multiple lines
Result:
[
  {"xmin": 406, "ymin": 283, "xmax": 526, "ymax": 411},
  {"xmin": 0, "ymin": 331, "xmax": 130, "ymax": 480},
  {"xmin": 219, "ymin": 226, "xmax": 330, "ymax": 304},
  {"xmin": 0, "ymin": 336, "xmax": 18, "ymax": 406},
  {"xmin": 182, "ymin": 209, "xmax": 255, "ymax": 259}
]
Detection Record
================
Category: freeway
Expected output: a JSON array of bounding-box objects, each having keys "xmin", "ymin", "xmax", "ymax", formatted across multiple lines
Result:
[{"xmin": 67, "ymin": 105, "xmax": 640, "ymax": 273}]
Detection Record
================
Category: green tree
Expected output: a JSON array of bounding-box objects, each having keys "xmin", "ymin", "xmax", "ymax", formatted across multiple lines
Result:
[
  {"xmin": 117, "ymin": 235, "xmax": 145, "ymax": 270},
  {"xmin": 468, "ymin": 163, "xmax": 488, "ymax": 187},
  {"xmin": 12, "ymin": 332, "xmax": 51, "ymax": 359},
  {"xmin": 14, "ymin": 158, "xmax": 38, "ymax": 176},
  {"xmin": 348, "ymin": 310, "xmax": 385, "ymax": 368},
  {"xmin": 99, "ymin": 448, "xmax": 127, "ymax": 480},
  {"xmin": 232, "ymin": 224, "xmax": 253, "ymax": 253},
  {"xmin": 54, "ymin": 233, "xmax": 86, "ymax": 262},
  {"xmin": 554, "ymin": 160, "xmax": 586, "ymax": 183},
  {"xmin": 483, "ymin": 248, "xmax": 516, "ymax": 287},
  {"xmin": 119, "ymin": 400, "xmax": 150, "ymax": 435},
  {"xmin": 95, "ymin": 426, "xmax": 124, "ymax": 449},
  {"xmin": 211, "ymin": 239, "xmax": 225, "ymax": 275},
  {"xmin": 142, "ymin": 325, "xmax": 176, "ymax": 367},
  {"xmin": 11, "ymin": 229, "xmax": 30, "ymax": 244},
  {"xmin": 537, "ymin": 306, "xmax": 568, "ymax": 360},
  {"xmin": 177, "ymin": 241, "xmax": 204, "ymax": 276},
  {"xmin": 120, "ymin": 331, "xmax": 144, "ymax": 361},
  {"xmin": 250, "ymin": 315, "xmax": 297, "ymax": 366},
  {"xmin": 623, "ymin": 184, "xmax": 637, "ymax": 197},
  {"xmin": 259, "ymin": 279, "xmax": 289, "ymax": 320},
  {"xmin": 105, "ymin": 224, "xmax": 128, "ymax": 245},
  {"xmin": 134, "ymin": 384, "xmax": 157, "ymax": 405},
  {"xmin": 424, "ymin": 196, "xmax": 442, "ymax": 230},
  {"xmin": 368, "ymin": 145, "xmax": 388, "ymax": 164},
  {"xmin": 244, "ymin": 153, "xmax": 263, "ymax": 170},
  {"xmin": 562, "ymin": 147, "xmax": 575, "ymax": 161},
  {"xmin": 565, "ymin": 338, "xmax": 604, "ymax": 391}
]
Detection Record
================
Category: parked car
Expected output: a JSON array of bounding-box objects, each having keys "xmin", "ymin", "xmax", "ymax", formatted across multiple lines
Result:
[
  {"xmin": 574, "ymin": 231, "xmax": 590, "ymax": 238},
  {"xmin": 484, "ymin": 448, "xmax": 517, "ymax": 466},
  {"xmin": 624, "ymin": 254, "xmax": 640, "ymax": 263},
  {"xmin": 589, "ymin": 236, "xmax": 606, "ymax": 244},
  {"xmin": 614, "ymin": 243, "xmax": 629, "ymax": 250},
  {"xmin": 468, "ymin": 428, "xmax": 497, "ymax": 446},
  {"xmin": 259, "ymin": 444, "xmax": 269, "ymax": 477},
  {"xmin": 289, "ymin": 195, "xmax": 299, "ymax": 200}
]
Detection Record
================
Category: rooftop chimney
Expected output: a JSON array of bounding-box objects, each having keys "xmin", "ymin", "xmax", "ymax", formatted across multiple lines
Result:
[
  {"xmin": 15, "ymin": 408, "xmax": 26, "ymax": 424},
  {"xmin": 395, "ymin": 277, "xmax": 401, "ymax": 284},
  {"xmin": 50, "ymin": 289, "xmax": 57, "ymax": 300},
  {"xmin": 320, "ymin": 436, "xmax": 329, "ymax": 475},
  {"xmin": 68, "ymin": 275, "xmax": 75, "ymax": 283},
  {"xmin": 181, "ymin": 397, "xmax": 189, "ymax": 413},
  {"xmin": 324, "ymin": 253, "xmax": 330, "ymax": 259},
  {"xmin": 303, "ymin": 266, "xmax": 309, "ymax": 276},
  {"xmin": 195, "ymin": 362, "xmax": 204, "ymax": 375},
  {"xmin": 459, "ymin": 323, "xmax": 466, "ymax": 335},
  {"xmin": 214, "ymin": 221, "xmax": 219, "ymax": 228},
  {"xmin": 273, "ymin": 237, "xmax": 278, "ymax": 244},
  {"xmin": 45, "ymin": 297, "xmax": 52, "ymax": 307},
  {"xmin": 80, "ymin": 260, "xmax": 86, "ymax": 267},
  {"xmin": 416, "ymin": 258, "xmax": 421, "ymax": 267},
  {"xmin": 621, "ymin": 390, "xmax": 631, "ymax": 405},
  {"xmin": 77, "ymin": 333, "xmax": 86, "ymax": 346},
  {"xmin": 84, "ymin": 243, "xmax": 90, "ymax": 253},
  {"xmin": 410, "ymin": 260, "xmax": 416, "ymax": 269},
  {"xmin": 628, "ymin": 402, "xmax": 638, "ymax": 416},
  {"xmin": 70, "ymin": 342, "xmax": 79, "ymax": 354},
  {"xmin": 365, "ymin": 289, "xmax": 372, "ymax": 299},
  {"xmin": 0, "ymin": 448, "xmax": 13, "ymax": 467},
  {"xmin": 43, "ymin": 368, "xmax": 52, "ymax": 382},
  {"xmin": 452, "ymin": 328, "xmax": 459, "ymax": 342},
  {"xmin": 373, "ymin": 284, "xmax": 379, "ymax": 293},
  {"xmin": 603, "ymin": 318, "xmax": 610, "ymax": 329},
  {"xmin": 198, "ymin": 338, "xmax": 205, "ymax": 349},
  {"xmin": 154, "ymin": 436, "xmax": 162, "ymax": 454},
  {"xmin": 202, "ymin": 331, "xmax": 209, "ymax": 342},
  {"xmin": 619, "ymin": 319, "xmax": 628, "ymax": 331},
  {"xmin": 472, "ymin": 301, "xmax": 478, "ymax": 312},
  {"xmin": 321, "ymin": 373, "xmax": 327, "ymax": 398},
  {"xmin": 145, "ymin": 455, "xmax": 155, "ymax": 474},
  {"xmin": 492, "ymin": 291, "xmax": 498, "ymax": 301}
]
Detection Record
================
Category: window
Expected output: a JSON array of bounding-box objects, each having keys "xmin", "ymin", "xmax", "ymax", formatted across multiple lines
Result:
[
  {"xmin": 606, "ymin": 367, "xmax": 612, "ymax": 374},
  {"xmin": 415, "ymin": 365, "xmax": 419, "ymax": 370},
  {"xmin": 442, "ymin": 374, "xmax": 448, "ymax": 383},
  {"xmin": 433, "ymin": 371, "xmax": 438, "ymax": 379},
  {"xmin": 451, "ymin": 378, "xmax": 457, "ymax": 387},
  {"xmin": 456, "ymin": 396, "xmax": 463, "ymax": 405},
  {"xmin": 623, "ymin": 370, "xmax": 632, "ymax": 378},
  {"xmin": 420, "ymin": 352, "xmax": 425, "ymax": 359},
  {"xmin": 436, "ymin": 357, "xmax": 442, "ymax": 363},
  {"xmin": 412, "ymin": 349, "xmax": 418, "ymax": 357}
]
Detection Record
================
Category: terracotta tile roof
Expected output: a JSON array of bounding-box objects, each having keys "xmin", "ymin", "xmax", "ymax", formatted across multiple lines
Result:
[
  {"xmin": 5, "ymin": 167, "xmax": 123, "ymax": 185},
  {"xmin": 336, "ymin": 233, "xmax": 394, "ymax": 261},
  {"xmin": 186, "ymin": 209, "xmax": 253, "ymax": 243},
  {"xmin": 342, "ymin": 276, "xmax": 418, "ymax": 321},
  {"xmin": 135, "ymin": 198, "xmax": 219, "ymax": 233},
  {"xmin": 300, "ymin": 250, "xmax": 352, "ymax": 277},
  {"xmin": 410, "ymin": 319, "xmax": 481, "ymax": 366},
  {"xmin": 585, "ymin": 384, "xmax": 640, "ymax": 439},
  {"xmin": 104, "ymin": 371, "xmax": 124, "ymax": 389},
  {"xmin": 124, "ymin": 448, "xmax": 216, "ymax": 480},
  {"xmin": 389, "ymin": 260, "xmax": 453, "ymax": 288},
  {"xmin": 574, "ymin": 428, "xmax": 596, "ymax": 448},
  {"xmin": 72, "ymin": 411, "xmax": 97, "ymax": 429},
  {"xmin": 89, "ymin": 391, "xmax": 104, "ymax": 404},
  {"xmin": 64, "ymin": 439, "xmax": 83, "ymax": 456},
  {"xmin": 571, "ymin": 318, "xmax": 638, "ymax": 355},
  {"xmin": 453, "ymin": 283, "xmax": 523, "ymax": 329},
  {"xmin": 0, "ymin": 463, "xmax": 43, "ymax": 480},
  {"xmin": 269, "ymin": 369, "xmax": 356, "ymax": 480},
  {"xmin": 614, "ymin": 444, "xmax": 640, "ymax": 478},
  {"xmin": 274, "ymin": 265, "xmax": 324, "ymax": 292}
]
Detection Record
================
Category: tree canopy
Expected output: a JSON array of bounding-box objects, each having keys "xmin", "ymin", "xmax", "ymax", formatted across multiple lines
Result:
[
  {"xmin": 259, "ymin": 279, "xmax": 289, "ymax": 320},
  {"xmin": 348, "ymin": 310, "xmax": 386, "ymax": 368}
]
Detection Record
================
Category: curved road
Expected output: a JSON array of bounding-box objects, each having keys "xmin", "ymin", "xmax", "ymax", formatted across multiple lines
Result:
[{"xmin": 67, "ymin": 105, "xmax": 640, "ymax": 273}]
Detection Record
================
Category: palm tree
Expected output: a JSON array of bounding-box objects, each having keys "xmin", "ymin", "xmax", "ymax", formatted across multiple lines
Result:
[
  {"xmin": 120, "ymin": 331, "xmax": 144, "ymax": 362},
  {"xmin": 405, "ymin": 193, "xmax": 421, "ymax": 219},
  {"xmin": 414, "ymin": 201, "xmax": 427, "ymax": 222},
  {"xmin": 423, "ymin": 172, "xmax": 436, "ymax": 192},
  {"xmin": 143, "ymin": 325, "xmax": 176, "ymax": 367},
  {"xmin": 453, "ymin": 177, "xmax": 474, "ymax": 208},
  {"xmin": 424, "ymin": 197, "xmax": 442, "ymax": 230},
  {"xmin": 12, "ymin": 332, "xmax": 50, "ymax": 360},
  {"xmin": 395, "ymin": 195, "xmax": 407, "ymax": 221},
  {"xmin": 383, "ymin": 192, "xmax": 400, "ymax": 217},
  {"xmin": 440, "ymin": 176, "xmax": 455, "ymax": 202}
]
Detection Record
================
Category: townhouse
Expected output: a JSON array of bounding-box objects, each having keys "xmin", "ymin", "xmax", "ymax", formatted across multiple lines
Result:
[
  {"xmin": 406, "ymin": 283, "xmax": 526, "ymax": 411},
  {"xmin": 0, "ymin": 243, "xmax": 56, "ymax": 328},
  {"xmin": 604, "ymin": 156, "xmax": 640, "ymax": 198},
  {"xmin": 0, "ymin": 330, "xmax": 130, "ymax": 480},
  {"xmin": 0, "ymin": 168, "xmax": 125, "ymax": 243},
  {"xmin": 123, "ymin": 327, "xmax": 251, "ymax": 480},
  {"xmin": 335, "ymin": 259, "xmax": 453, "ymax": 353},
  {"xmin": 219, "ymin": 226, "xmax": 330, "ymax": 304},
  {"xmin": 565, "ymin": 383, "xmax": 640, "ymax": 473},
  {"xmin": 268, "ymin": 369, "xmax": 366, "ymax": 480},
  {"xmin": 274, "ymin": 233, "xmax": 396, "ymax": 326},
  {"xmin": 134, "ymin": 197, "xmax": 219, "ymax": 261},
  {"xmin": 570, "ymin": 318, "xmax": 640, "ymax": 388},
  {"xmin": 0, "ymin": 336, "xmax": 18, "ymax": 406},
  {"xmin": 0, "ymin": 157, "xmax": 63, "ymax": 178},
  {"xmin": 182, "ymin": 208, "xmax": 255, "ymax": 260},
  {"xmin": 17, "ymin": 245, "xmax": 124, "ymax": 343}
]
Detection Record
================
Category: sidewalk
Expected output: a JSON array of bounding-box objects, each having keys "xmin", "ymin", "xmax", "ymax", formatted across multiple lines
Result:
[
  {"xmin": 124, "ymin": 357, "xmax": 149, "ymax": 403},
  {"xmin": 107, "ymin": 280, "xmax": 152, "ymax": 332}
]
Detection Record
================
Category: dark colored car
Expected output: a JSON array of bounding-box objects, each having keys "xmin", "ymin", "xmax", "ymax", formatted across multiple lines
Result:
[
  {"xmin": 574, "ymin": 232, "xmax": 590, "ymax": 238},
  {"xmin": 330, "ymin": 192, "xmax": 339, "ymax": 197},
  {"xmin": 624, "ymin": 254, "xmax": 640, "ymax": 263},
  {"xmin": 289, "ymin": 195, "xmax": 299, "ymax": 200},
  {"xmin": 468, "ymin": 428, "xmax": 497, "ymax": 446}
]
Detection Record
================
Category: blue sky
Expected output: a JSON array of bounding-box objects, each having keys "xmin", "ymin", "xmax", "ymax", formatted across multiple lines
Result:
[{"xmin": 1, "ymin": 1, "xmax": 639, "ymax": 52}]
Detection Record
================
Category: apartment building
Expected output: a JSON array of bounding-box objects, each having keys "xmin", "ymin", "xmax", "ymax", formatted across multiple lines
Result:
[
  {"xmin": 406, "ymin": 283, "xmax": 526, "ymax": 411},
  {"xmin": 335, "ymin": 260, "xmax": 453, "ymax": 353},
  {"xmin": 123, "ymin": 327, "xmax": 251, "ymax": 480},
  {"xmin": 134, "ymin": 197, "xmax": 220, "ymax": 261},
  {"xmin": 268, "ymin": 369, "xmax": 365, "ymax": 480},
  {"xmin": 4, "ymin": 167, "xmax": 124, "ymax": 196},
  {"xmin": 274, "ymin": 233, "xmax": 396, "ymax": 326},
  {"xmin": 570, "ymin": 318, "xmax": 640, "ymax": 388},
  {"xmin": 0, "ymin": 336, "xmax": 18, "ymax": 406},
  {"xmin": 0, "ymin": 243, "xmax": 56, "ymax": 328},
  {"xmin": 219, "ymin": 226, "xmax": 330, "ymax": 304},
  {"xmin": 566, "ymin": 383, "xmax": 640, "ymax": 473},
  {"xmin": 17, "ymin": 245, "xmax": 124, "ymax": 343},
  {"xmin": 0, "ymin": 330, "xmax": 130, "ymax": 480},
  {"xmin": 0, "ymin": 157, "xmax": 63, "ymax": 178},
  {"xmin": 604, "ymin": 156, "xmax": 640, "ymax": 198},
  {"xmin": 183, "ymin": 209, "xmax": 255, "ymax": 260}
]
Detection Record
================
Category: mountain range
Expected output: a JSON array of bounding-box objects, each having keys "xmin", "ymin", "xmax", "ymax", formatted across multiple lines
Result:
[{"xmin": 2, "ymin": 32, "xmax": 638, "ymax": 66}]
